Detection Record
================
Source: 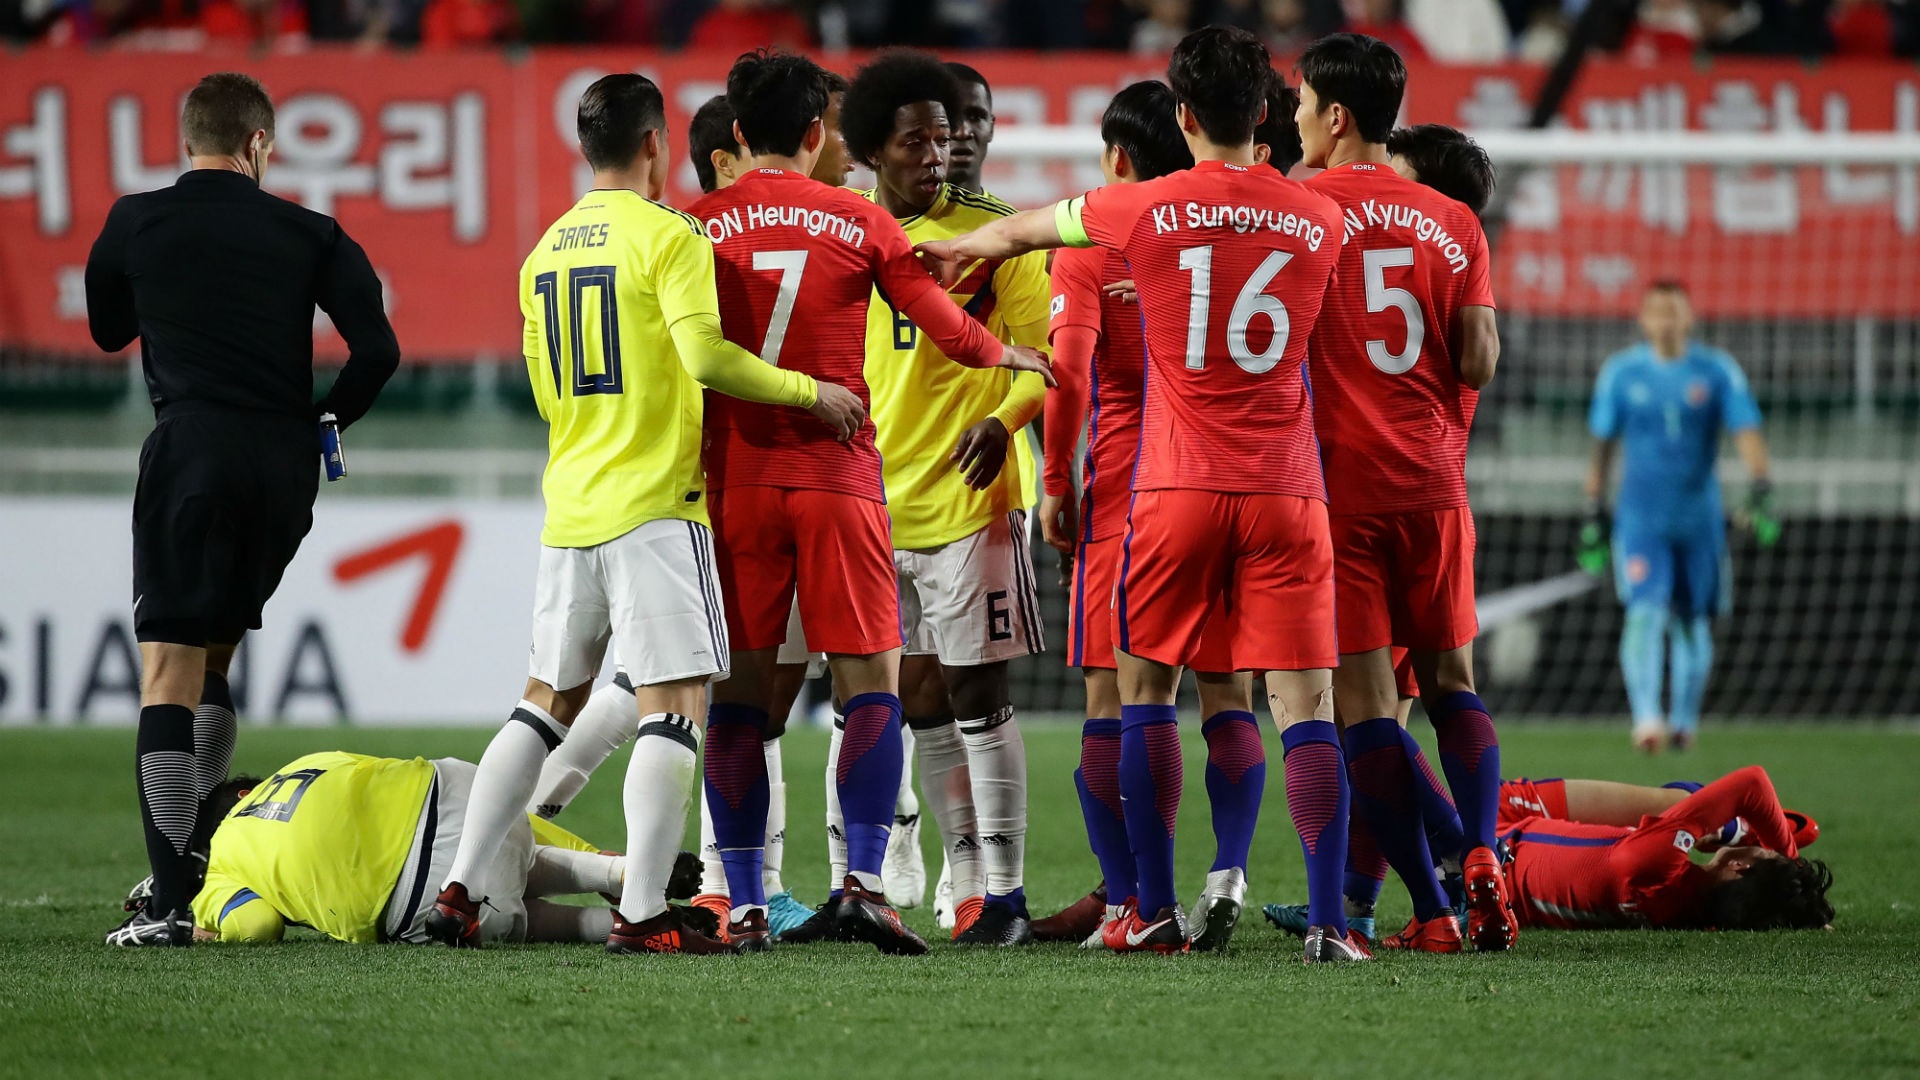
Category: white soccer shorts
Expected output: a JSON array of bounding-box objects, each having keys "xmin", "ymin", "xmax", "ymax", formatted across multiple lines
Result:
[
  {"xmin": 896, "ymin": 510, "xmax": 1044, "ymax": 667},
  {"xmin": 387, "ymin": 758, "xmax": 533, "ymax": 945},
  {"xmin": 529, "ymin": 518, "xmax": 729, "ymax": 691}
]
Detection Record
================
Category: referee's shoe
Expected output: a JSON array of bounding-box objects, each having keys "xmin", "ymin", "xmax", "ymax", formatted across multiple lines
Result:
[{"xmin": 107, "ymin": 906, "xmax": 194, "ymax": 947}]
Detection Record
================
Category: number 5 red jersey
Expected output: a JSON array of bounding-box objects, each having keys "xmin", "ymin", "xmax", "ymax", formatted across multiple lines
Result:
[
  {"xmin": 1065, "ymin": 160, "xmax": 1345, "ymax": 499},
  {"xmin": 1305, "ymin": 162, "xmax": 1496, "ymax": 514}
]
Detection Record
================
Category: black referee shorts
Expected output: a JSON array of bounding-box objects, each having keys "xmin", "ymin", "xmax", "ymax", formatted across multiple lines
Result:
[{"xmin": 132, "ymin": 407, "xmax": 319, "ymax": 647}]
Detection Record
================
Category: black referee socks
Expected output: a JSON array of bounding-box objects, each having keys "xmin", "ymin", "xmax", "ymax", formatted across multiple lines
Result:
[{"xmin": 136, "ymin": 704, "xmax": 200, "ymax": 914}]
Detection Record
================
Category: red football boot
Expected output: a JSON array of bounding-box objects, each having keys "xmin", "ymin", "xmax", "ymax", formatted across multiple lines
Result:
[
  {"xmin": 1102, "ymin": 904, "xmax": 1189, "ymax": 955},
  {"xmin": 424, "ymin": 882, "xmax": 483, "ymax": 948},
  {"xmin": 606, "ymin": 905, "xmax": 730, "ymax": 955},
  {"xmin": 1381, "ymin": 912, "xmax": 1465, "ymax": 954},
  {"xmin": 1463, "ymin": 846, "xmax": 1518, "ymax": 953}
]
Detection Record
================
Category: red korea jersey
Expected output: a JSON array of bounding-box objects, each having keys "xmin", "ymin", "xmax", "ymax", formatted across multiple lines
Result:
[
  {"xmin": 1506, "ymin": 766, "xmax": 1799, "ymax": 930},
  {"xmin": 1306, "ymin": 162, "xmax": 1495, "ymax": 514},
  {"xmin": 1046, "ymin": 244, "xmax": 1143, "ymax": 542},
  {"xmin": 689, "ymin": 168, "xmax": 998, "ymax": 500},
  {"xmin": 1071, "ymin": 160, "xmax": 1344, "ymax": 498}
]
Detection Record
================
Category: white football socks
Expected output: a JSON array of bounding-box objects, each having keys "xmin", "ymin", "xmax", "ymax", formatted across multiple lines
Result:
[
  {"xmin": 443, "ymin": 701, "xmax": 565, "ymax": 895},
  {"xmin": 914, "ymin": 720, "xmax": 982, "ymax": 903},
  {"xmin": 824, "ymin": 719, "xmax": 848, "ymax": 891},
  {"xmin": 529, "ymin": 680, "xmax": 636, "ymax": 818},
  {"xmin": 959, "ymin": 707, "xmax": 1027, "ymax": 897},
  {"xmin": 697, "ymin": 784, "xmax": 727, "ymax": 895},
  {"xmin": 618, "ymin": 713, "xmax": 700, "ymax": 924},
  {"xmin": 763, "ymin": 737, "xmax": 787, "ymax": 895},
  {"xmin": 896, "ymin": 725, "xmax": 919, "ymax": 819},
  {"xmin": 527, "ymin": 845, "xmax": 623, "ymax": 898}
]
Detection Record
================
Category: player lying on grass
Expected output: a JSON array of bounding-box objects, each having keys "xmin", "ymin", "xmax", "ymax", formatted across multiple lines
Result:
[
  {"xmin": 1504, "ymin": 765, "xmax": 1831, "ymax": 931},
  {"xmin": 1032, "ymin": 75, "xmax": 1304, "ymax": 953},
  {"xmin": 1266, "ymin": 759, "xmax": 1823, "ymax": 940},
  {"xmin": 189, "ymin": 752, "xmax": 649, "ymax": 945}
]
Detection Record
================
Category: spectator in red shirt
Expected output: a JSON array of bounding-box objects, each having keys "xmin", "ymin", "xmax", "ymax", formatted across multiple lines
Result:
[
  {"xmin": 1830, "ymin": 0, "xmax": 1895, "ymax": 54},
  {"xmin": 418, "ymin": 0, "xmax": 515, "ymax": 46},
  {"xmin": 686, "ymin": 0, "xmax": 812, "ymax": 51},
  {"xmin": 200, "ymin": 0, "xmax": 308, "ymax": 46}
]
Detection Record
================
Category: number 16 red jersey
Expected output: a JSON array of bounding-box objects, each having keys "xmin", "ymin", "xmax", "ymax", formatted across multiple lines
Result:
[
  {"xmin": 1064, "ymin": 160, "xmax": 1345, "ymax": 499},
  {"xmin": 1306, "ymin": 162, "xmax": 1495, "ymax": 514}
]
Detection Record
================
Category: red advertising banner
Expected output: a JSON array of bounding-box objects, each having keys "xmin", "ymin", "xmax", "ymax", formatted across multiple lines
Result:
[{"xmin": 2, "ymin": 49, "xmax": 1915, "ymax": 360}]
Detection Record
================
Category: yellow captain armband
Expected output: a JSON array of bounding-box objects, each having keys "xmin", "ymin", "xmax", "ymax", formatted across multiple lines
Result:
[{"xmin": 1055, "ymin": 196, "xmax": 1093, "ymax": 248}]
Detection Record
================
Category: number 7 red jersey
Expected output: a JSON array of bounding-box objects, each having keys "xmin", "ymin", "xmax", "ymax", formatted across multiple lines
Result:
[
  {"xmin": 1305, "ymin": 162, "xmax": 1496, "ymax": 513},
  {"xmin": 687, "ymin": 168, "xmax": 1001, "ymax": 500},
  {"xmin": 1064, "ymin": 160, "xmax": 1345, "ymax": 498}
]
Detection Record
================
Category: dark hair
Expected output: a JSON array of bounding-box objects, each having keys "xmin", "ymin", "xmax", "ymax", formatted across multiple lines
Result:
[
  {"xmin": 1255, "ymin": 76, "xmax": 1303, "ymax": 174},
  {"xmin": 1297, "ymin": 32, "xmax": 1407, "ymax": 145},
  {"xmin": 182, "ymin": 72, "xmax": 274, "ymax": 157},
  {"xmin": 727, "ymin": 49, "xmax": 831, "ymax": 159},
  {"xmin": 688, "ymin": 95, "xmax": 741, "ymax": 195},
  {"xmin": 1387, "ymin": 124, "xmax": 1495, "ymax": 213},
  {"xmin": 822, "ymin": 69, "xmax": 849, "ymax": 95},
  {"xmin": 578, "ymin": 73, "xmax": 667, "ymax": 172},
  {"xmin": 944, "ymin": 61, "xmax": 992, "ymax": 103},
  {"xmin": 1100, "ymin": 81, "xmax": 1193, "ymax": 183},
  {"xmin": 1647, "ymin": 278, "xmax": 1690, "ymax": 297},
  {"xmin": 191, "ymin": 774, "xmax": 264, "ymax": 858},
  {"xmin": 1166, "ymin": 25, "xmax": 1272, "ymax": 147},
  {"xmin": 841, "ymin": 49, "xmax": 963, "ymax": 169},
  {"xmin": 1705, "ymin": 856, "xmax": 1834, "ymax": 931}
]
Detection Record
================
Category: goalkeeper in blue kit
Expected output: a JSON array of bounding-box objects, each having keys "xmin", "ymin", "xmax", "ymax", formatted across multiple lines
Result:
[{"xmin": 1580, "ymin": 281, "xmax": 1776, "ymax": 753}]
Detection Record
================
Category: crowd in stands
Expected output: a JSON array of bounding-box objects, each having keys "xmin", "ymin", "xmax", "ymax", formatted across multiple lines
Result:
[{"xmin": 4, "ymin": 0, "xmax": 1915, "ymax": 58}]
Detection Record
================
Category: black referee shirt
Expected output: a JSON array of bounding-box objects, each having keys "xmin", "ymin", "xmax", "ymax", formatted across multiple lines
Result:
[{"xmin": 85, "ymin": 169, "xmax": 400, "ymax": 427}]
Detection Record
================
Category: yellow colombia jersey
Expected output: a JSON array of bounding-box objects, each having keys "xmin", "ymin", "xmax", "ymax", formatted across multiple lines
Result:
[
  {"xmin": 522, "ymin": 190, "xmax": 719, "ymax": 547},
  {"xmin": 864, "ymin": 185, "xmax": 1050, "ymax": 550},
  {"xmin": 192, "ymin": 752, "xmax": 433, "ymax": 944}
]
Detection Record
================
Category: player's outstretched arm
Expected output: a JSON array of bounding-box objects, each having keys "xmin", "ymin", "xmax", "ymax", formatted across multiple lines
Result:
[
  {"xmin": 889, "ymin": 283, "xmax": 1055, "ymax": 386},
  {"xmin": 1456, "ymin": 305, "xmax": 1500, "ymax": 389},
  {"xmin": 916, "ymin": 206, "xmax": 1068, "ymax": 288}
]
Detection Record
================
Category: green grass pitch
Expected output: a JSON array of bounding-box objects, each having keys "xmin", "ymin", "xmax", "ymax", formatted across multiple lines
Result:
[{"xmin": 2, "ymin": 722, "xmax": 1917, "ymax": 1079}]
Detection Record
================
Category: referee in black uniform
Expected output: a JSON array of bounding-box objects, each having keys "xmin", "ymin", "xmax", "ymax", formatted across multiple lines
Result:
[{"xmin": 86, "ymin": 73, "xmax": 400, "ymax": 946}]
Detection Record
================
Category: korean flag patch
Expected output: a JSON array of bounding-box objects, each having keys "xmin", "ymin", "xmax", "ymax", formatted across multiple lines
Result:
[
  {"xmin": 1673, "ymin": 829, "xmax": 1696, "ymax": 853},
  {"xmin": 1050, "ymin": 294, "xmax": 1066, "ymax": 320}
]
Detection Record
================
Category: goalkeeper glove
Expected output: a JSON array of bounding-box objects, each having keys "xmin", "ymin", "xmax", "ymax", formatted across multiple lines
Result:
[
  {"xmin": 1576, "ymin": 500, "xmax": 1611, "ymax": 576},
  {"xmin": 1741, "ymin": 477, "xmax": 1781, "ymax": 548}
]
